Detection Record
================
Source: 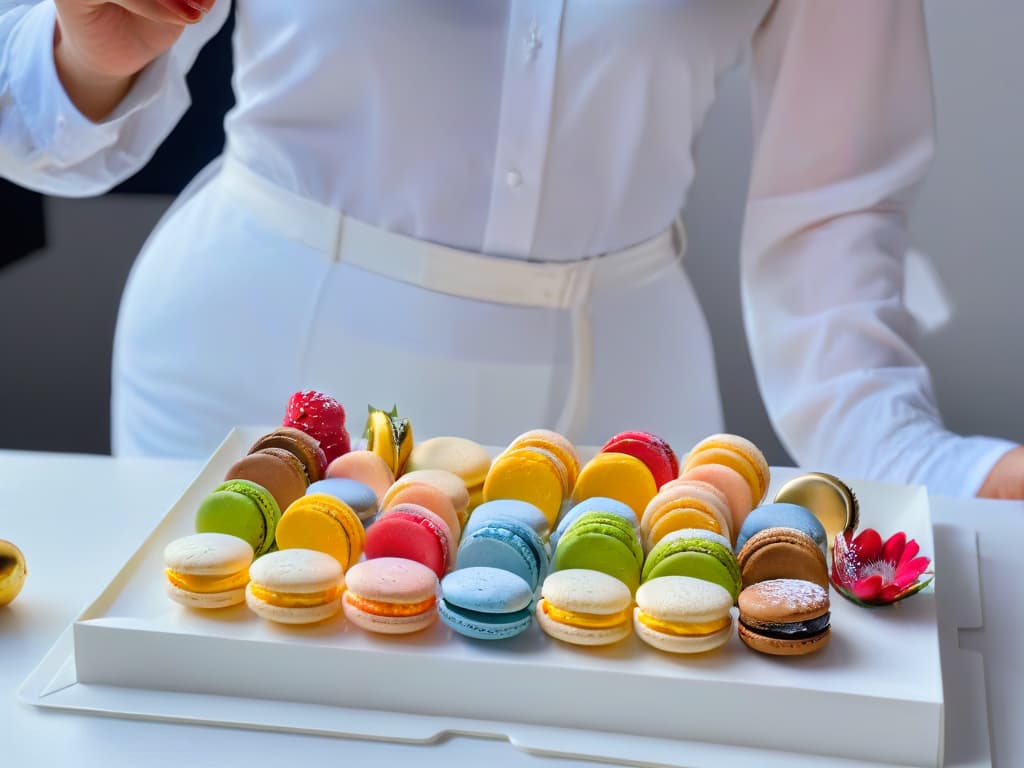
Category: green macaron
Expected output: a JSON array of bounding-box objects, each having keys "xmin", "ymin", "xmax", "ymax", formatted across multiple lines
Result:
[
  {"xmin": 642, "ymin": 535, "xmax": 742, "ymax": 602},
  {"xmin": 195, "ymin": 479, "xmax": 282, "ymax": 556},
  {"xmin": 552, "ymin": 512, "xmax": 644, "ymax": 592}
]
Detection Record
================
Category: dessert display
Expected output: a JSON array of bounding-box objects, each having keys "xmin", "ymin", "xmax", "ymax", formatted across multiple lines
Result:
[
  {"xmin": 633, "ymin": 576, "xmax": 734, "ymax": 654},
  {"xmin": 737, "ymin": 579, "xmax": 831, "ymax": 656},
  {"xmin": 0, "ymin": 539, "xmax": 27, "ymax": 608},
  {"xmin": 246, "ymin": 548, "xmax": 344, "ymax": 624},
  {"xmin": 535, "ymin": 569, "xmax": 633, "ymax": 646},
  {"xmin": 163, "ymin": 533, "xmax": 253, "ymax": 609},
  {"xmin": 438, "ymin": 566, "xmax": 535, "ymax": 640},
  {"xmin": 341, "ymin": 557, "xmax": 437, "ymax": 634}
]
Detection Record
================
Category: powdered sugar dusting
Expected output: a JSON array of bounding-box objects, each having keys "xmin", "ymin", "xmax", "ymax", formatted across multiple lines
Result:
[{"xmin": 752, "ymin": 579, "xmax": 827, "ymax": 612}]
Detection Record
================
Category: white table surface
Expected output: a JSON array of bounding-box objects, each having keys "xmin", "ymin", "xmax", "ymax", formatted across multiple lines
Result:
[{"xmin": 1, "ymin": 450, "xmax": 1020, "ymax": 767}]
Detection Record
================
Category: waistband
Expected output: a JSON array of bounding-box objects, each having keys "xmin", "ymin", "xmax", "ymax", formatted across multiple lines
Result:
[{"xmin": 218, "ymin": 154, "xmax": 686, "ymax": 311}]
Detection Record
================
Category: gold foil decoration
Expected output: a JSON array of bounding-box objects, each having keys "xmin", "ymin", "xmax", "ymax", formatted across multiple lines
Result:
[{"xmin": 774, "ymin": 472, "xmax": 859, "ymax": 551}]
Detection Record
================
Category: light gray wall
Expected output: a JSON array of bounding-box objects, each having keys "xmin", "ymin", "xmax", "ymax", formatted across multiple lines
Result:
[{"xmin": 1, "ymin": 3, "xmax": 1021, "ymax": 457}]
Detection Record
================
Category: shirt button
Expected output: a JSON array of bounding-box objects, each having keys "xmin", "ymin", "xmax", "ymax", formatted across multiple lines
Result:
[
  {"xmin": 525, "ymin": 19, "xmax": 542, "ymax": 61},
  {"xmin": 505, "ymin": 169, "xmax": 523, "ymax": 188},
  {"xmin": 56, "ymin": 115, "xmax": 67, "ymax": 130}
]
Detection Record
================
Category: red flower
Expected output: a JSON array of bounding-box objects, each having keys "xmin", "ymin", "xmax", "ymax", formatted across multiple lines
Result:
[{"xmin": 831, "ymin": 528, "xmax": 933, "ymax": 607}]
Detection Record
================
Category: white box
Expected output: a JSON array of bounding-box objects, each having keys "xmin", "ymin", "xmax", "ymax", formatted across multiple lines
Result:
[{"xmin": 23, "ymin": 428, "xmax": 952, "ymax": 767}]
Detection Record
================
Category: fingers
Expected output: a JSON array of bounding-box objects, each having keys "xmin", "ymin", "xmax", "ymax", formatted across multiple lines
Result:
[{"xmin": 109, "ymin": 0, "xmax": 210, "ymax": 25}]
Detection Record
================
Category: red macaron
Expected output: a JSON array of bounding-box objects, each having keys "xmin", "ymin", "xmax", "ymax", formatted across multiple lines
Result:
[
  {"xmin": 364, "ymin": 503, "xmax": 453, "ymax": 578},
  {"xmin": 601, "ymin": 431, "xmax": 679, "ymax": 488}
]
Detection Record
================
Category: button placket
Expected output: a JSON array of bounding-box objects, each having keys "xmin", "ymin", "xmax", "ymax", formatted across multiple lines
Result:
[{"xmin": 482, "ymin": 1, "xmax": 567, "ymax": 258}]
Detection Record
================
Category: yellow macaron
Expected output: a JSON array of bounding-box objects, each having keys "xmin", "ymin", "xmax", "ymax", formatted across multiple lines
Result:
[
  {"xmin": 571, "ymin": 452, "xmax": 658, "ymax": 520},
  {"xmin": 275, "ymin": 493, "xmax": 365, "ymax": 570},
  {"xmin": 483, "ymin": 447, "xmax": 567, "ymax": 527}
]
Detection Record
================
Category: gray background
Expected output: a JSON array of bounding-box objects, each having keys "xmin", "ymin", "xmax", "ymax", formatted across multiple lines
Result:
[{"xmin": 1, "ymin": 4, "xmax": 1021, "ymax": 459}]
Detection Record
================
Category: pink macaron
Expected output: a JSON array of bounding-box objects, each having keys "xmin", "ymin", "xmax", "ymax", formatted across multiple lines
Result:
[
  {"xmin": 342, "ymin": 557, "xmax": 439, "ymax": 634},
  {"xmin": 381, "ymin": 482, "xmax": 462, "ymax": 543},
  {"xmin": 364, "ymin": 503, "xmax": 455, "ymax": 577},
  {"xmin": 676, "ymin": 464, "xmax": 754, "ymax": 541},
  {"xmin": 326, "ymin": 450, "xmax": 396, "ymax": 500}
]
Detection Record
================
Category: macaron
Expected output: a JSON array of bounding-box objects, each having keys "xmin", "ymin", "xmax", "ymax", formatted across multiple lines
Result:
[
  {"xmin": 642, "ymin": 532, "xmax": 742, "ymax": 602},
  {"xmin": 438, "ymin": 566, "xmax": 534, "ymax": 640},
  {"xmin": 633, "ymin": 576, "xmax": 734, "ymax": 654},
  {"xmin": 507, "ymin": 429, "xmax": 581, "ymax": 491},
  {"xmin": 734, "ymin": 503, "xmax": 828, "ymax": 555},
  {"xmin": 736, "ymin": 527, "xmax": 829, "ymax": 590},
  {"xmin": 307, "ymin": 478, "xmax": 378, "ymax": 523},
  {"xmin": 364, "ymin": 406, "xmax": 413, "ymax": 475},
  {"xmin": 381, "ymin": 481, "xmax": 462, "ymax": 543},
  {"xmin": 738, "ymin": 578, "xmax": 831, "ymax": 656},
  {"xmin": 483, "ymin": 447, "xmax": 567, "ymax": 528},
  {"xmin": 571, "ymin": 452, "xmax": 657, "ymax": 520},
  {"xmin": 164, "ymin": 533, "xmax": 253, "ymax": 609},
  {"xmin": 246, "ymin": 548, "xmax": 345, "ymax": 624},
  {"xmin": 364, "ymin": 503, "xmax": 454, "ymax": 577},
  {"xmin": 551, "ymin": 497, "xmax": 639, "ymax": 550},
  {"xmin": 601, "ymin": 431, "xmax": 679, "ymax": 489},
  {"xmin": 383, "ymin": 469, "xmax": 471, "ymax": 528},
  {"xmin": 405, "ymin": 436, "xmax": 492, "ymax": 503},
  {"xmin": 275, "ymin": 493, "xmax": 365, "ymax": 570},
  {"xmin": 250, "ymin": 426, "xmax": 328, "ymax": 484},
  {"xmin": 536, "ymin": 569, "xmax": 633, "ymax": 646},
  {"xmin": 682, "ymin": 434, "xmax": 770, "ymax": 505},
  {"xmin": 464, "ymin": 499, "xmax": 550, "ymax": 541},
  {"xmin": 326, "ymin": 450, "xmax": 395, "ymax": 500},
  {"xmin": 640, "ymin": 480, "xmax": 732, "ymax": 553},
  {"xmin": 456, "ymin": 518, "xmax": 548, "ymax": 592},
  {"xmin": 342, "ymin": 557, "xmax": 438, "ymax": 634},
  {"xmin": 552, "ymin": 512, "xmax": 643, "ymax": 593},
  {"xmin": 225, "ymin": 448, "xmax": 309, "ymax": 514},
  {"xmin": 674, "ymin": 464, "xmax": 754, "ymax": 540},
  {"xmin": 773, "ymin": 472, "xmax": 860, "ymax": 552},
  {"xmin": 195, "ymin": 479, "xmax": 282, "ymax": 557}
]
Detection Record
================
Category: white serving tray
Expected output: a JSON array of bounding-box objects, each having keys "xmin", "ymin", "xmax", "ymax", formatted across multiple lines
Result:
[{"xmin": 20, "ymin": 428, "xmax": 988, "ymax": 767}]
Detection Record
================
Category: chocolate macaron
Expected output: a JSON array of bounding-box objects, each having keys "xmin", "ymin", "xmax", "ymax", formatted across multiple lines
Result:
[
  {"xmin": 225, "ymin": 447, "xmax": 308, "ymax": 514},
  {"xmin": 250, "ymin": 426, "xmax": 327, "ymax": 483},
  {"xmin": 738, "ymin": 578, "xmax": 831, "ymax": 656},
  {"xmin": 736, "ymin": 526, "xmax": 828, "ymax": 590}
]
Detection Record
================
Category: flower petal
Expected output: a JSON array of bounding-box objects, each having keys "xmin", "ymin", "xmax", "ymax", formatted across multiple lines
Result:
[
  {"xmin": 882, "ymin": 532, "xmax": 906, "ymax": 565},
  {"xmin": 853, "ymin": 574, "xmax": 884, "ymax": 601},
  {"xmin": 879, "ymin": 584, "xmax": 904, "ymax": 603},
  {"xmin": 853, "ymin": 529, "xmax": 883, "ymax": 561},
  {"xmin": 895, "ymin": 557, "xmax": 931, "ymax": 589},
  {"xmin": 898, "ymin": 540, "xmax": 920, "ymax": 567}
]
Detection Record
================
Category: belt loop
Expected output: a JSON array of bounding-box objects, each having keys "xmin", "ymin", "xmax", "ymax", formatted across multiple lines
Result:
[{"xmin": 331, "ymin": 212, "xmax": 346, "ymax": 264}]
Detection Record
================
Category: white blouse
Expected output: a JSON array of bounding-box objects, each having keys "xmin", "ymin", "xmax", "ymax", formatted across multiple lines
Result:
[{"xmin": 0, "ymin": 0, "xmax": 1015, "ymax": 495}]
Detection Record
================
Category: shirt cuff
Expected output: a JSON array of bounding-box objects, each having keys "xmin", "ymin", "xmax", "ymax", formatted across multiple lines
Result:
[
  {"xmin": 9, "ymin": 1, "xmax": 172, "ymax": 168},
  {"xmin": 925, "ymin": 434, "xmax": 1020, "ymax": 499}
]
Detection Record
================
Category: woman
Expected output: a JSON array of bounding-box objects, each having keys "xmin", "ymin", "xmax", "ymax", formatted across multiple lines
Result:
[{"xmin": 1, "ymin": 0, "xmax": 1021, "ymax": 498}]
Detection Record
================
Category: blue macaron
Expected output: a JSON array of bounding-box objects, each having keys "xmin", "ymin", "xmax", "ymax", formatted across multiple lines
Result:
[
  {"xmin": 456, "ymin": 518, "xmax": 548, "ymax": 591},
  {"xmin": 307, "ymin": 478, "xmax": 378, "ymax": 522},
  {"xmin": 464, "ymin": 499, "xmax": 550, "ymax": 540},
  {"xmin": 735, "ymin": 502, "xmax": 828, "ymax": 554},
  {"xmin": 438, "ymin": 566, "xmax": 534, "ymax": 640},
  {"xmin": 551, "ymin": 497, "xmax": 639, "ymax": 550}
]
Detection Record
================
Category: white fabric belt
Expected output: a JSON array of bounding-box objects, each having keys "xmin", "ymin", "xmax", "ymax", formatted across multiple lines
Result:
[{"xmin": 218, "ymin": 154, "xmax": 687, "ymax": 437}]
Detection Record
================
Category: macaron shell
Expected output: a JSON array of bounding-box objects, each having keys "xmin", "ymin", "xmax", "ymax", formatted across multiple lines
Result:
[
  {"xmin": 405, "ymin": 436, "xmax": 492, "ymax": 489},
  {"xmin": 737, "ymin": 578, "xmax": 830, "ymax": 623},
  {"xmin": 206, "ymin": 480, "xmax": 283, "ymax": 556},
  {"xmin": 571, "ymin": 453, "xmax": 658, "ymax": 519},
  {"xmin": 441, "ymin": 566, "xmax": 534, "ymax": 613},
  {"xmin": 657, "ymin": 527, "xmax": 731, "ymax": 550},
  {"xmin": 509, "ymin": 429, "xmax": 581, "ymax": 490},
  {"xmin": 633, "ymin": 609, "xmax": 733, "ymax": 654},
  {"xmin": 683, "ymin": 434, "xmax": 769, "ymax": 504},
  {"xmin": 552, "ymin": 497, "xmax": 639, "ymax": 549},
  {"xmin": 166, "ymin": 581, "xmax": 247, "ymax": 609},
  {"xmin": 540, "ymin": 568, "xmax": 632, "ymax": 615},
  {"xmin": 250, "ymin": 426, "xmax": 327, "ymax": 483},
  {"xmin": 677, "ymin": 464, "xmax": 754, "ymax": 538},
  {"xmin": 457, "ymin": 525, "xmax": 540, "ymax": 591},
  {"xmin": 635, "ymin": 575, "xmax": 734, "ymax": 624},
  {"xmin": 645, "ymin": 507, "xmax": 722, "ymax": 553},
  {"xmin": 164, "ymin": 533, "xmax": 254, "ymax": 577},
  {"xmin": 438, "ymin": 600, "xmax": 533, "ymax": 640},
  {"xmin": 247, "ymin": 583, "xmax": 342, "ymax": 624},
  {"xmin": 225, "ymin": 449, "xmax": 308, "ymax": 515},
  {"xmin": 275, "ymin": 496, "xmax": 360, "ymax": 569},
  {"xmin": 643, "ymin": 551, "xmax": 741, "ymax": 601},
  {"xmin": 248, "ymin": 547, "xmax": 344, "ymax": 594},
  {"xmin": 364, "ymin": 511, "xmax": 449, "ymax": 578},
  {"xmin": 483, "ymin": 449, "xmax": 566, "ymax": 527},
  {"xmin": 735, "ymin": 503, "xmax": 829, "ymax": 555},
  {"xmin": 384, "ymin": 470, "xmax": 470, "ymax": 527},
  {"xmin": 552, "ymin": 531, "xmax": 641, "ymax": 594},
  {"xmin": 737, "ymin": 528, "xmax": 829, "ymax": 590},
  {"xmin": 342, "ymin": 596, "xmax": 437, "ymax": 634},
  {"xmin": 562, "ymin": 512, "xmax": 644, "ymax": 569},
  {"xmin": 380, "ymin": 504, "xmax": 455, "ymax": 571},
  {"xmin": 466, "ymin": 499, "xmax": 550, "ymax": 541},
  {"xmin": 738, "ymin": 622, "xmax": 831, "ymax": 656},
  {"xmin": 642, "ymin": 482, "xmax": 732, "ymax": 544},
  {"xmin": 536, "ymin": 599, "xmax": 632, "ymax": 646},
  {"xmin": 307, "ymin": 478, "xmax": 378, "ymax": 522},
  {"xmin": 344, "ymin": 557, "xmax": 438, "ymax": 605},
  {"xmin": 383, "ymin": 483, "xmax": 461, "ymax": 543},
  {"xmin": 326, "ymin": 450, "xmax": 395, "ymax": 499},
  {"xmin": 601, "ymin": 433, "xmax": 678, "ymax": 488}
]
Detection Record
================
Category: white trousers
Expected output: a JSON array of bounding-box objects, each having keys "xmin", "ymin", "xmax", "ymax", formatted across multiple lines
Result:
[{"xmin": 112, "ymin": 155, "xmax": 725, "ymax": 459}]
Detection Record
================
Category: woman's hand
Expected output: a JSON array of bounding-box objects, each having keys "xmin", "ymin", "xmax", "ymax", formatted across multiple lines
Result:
[
  {"xmin": 53, "ymin": 0, "xmax": 215, "ymax": 121},
  {"xmin": 978, "ymin": 445, "xmax": 1024, "ymax": 500}
]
